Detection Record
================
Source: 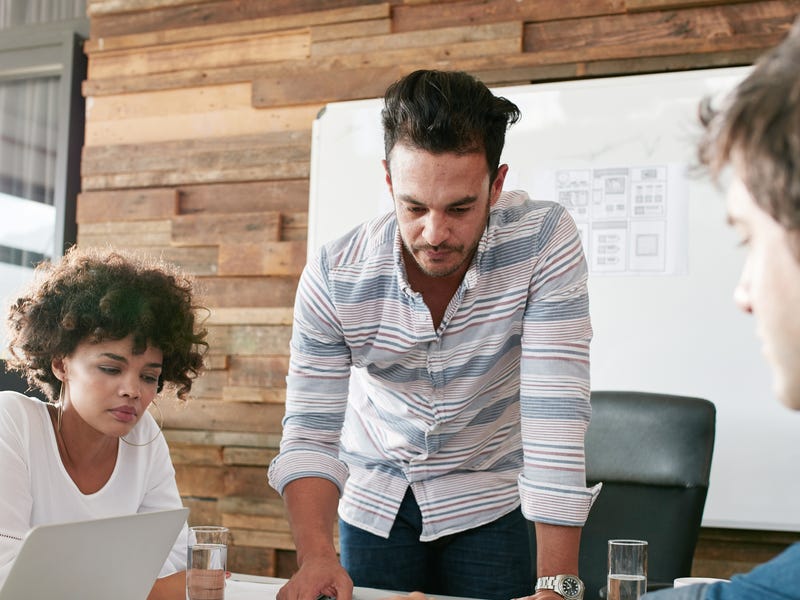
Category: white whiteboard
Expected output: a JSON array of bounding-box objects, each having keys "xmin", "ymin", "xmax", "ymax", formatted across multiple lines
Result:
[{"xmin": 308, "ymin": 67, "xmax": 800, "ymax": 532}]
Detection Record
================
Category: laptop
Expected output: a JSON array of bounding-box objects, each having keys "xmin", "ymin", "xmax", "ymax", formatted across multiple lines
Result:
[{"xmin": 0, "ymin": 507, "xmax": 189, "ymax": 600}]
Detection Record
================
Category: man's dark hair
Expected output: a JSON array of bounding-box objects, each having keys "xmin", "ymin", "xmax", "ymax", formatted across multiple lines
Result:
[
  {"xmin": 382, "ymin": 70, "xmax": 521, "ymax": 182},
  {"xmin": 699, "ymin": 18, "xmax": 800, "ymax": 235}
]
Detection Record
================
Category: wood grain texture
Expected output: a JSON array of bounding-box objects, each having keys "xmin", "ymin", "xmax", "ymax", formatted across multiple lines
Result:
[
  {"xmin": 78, "ymin": 220, "xmax": 173, "ymax": 248},
  {"xmin": 523, "ymin": 1, "xmax": 800, "ymax": 61},
  {"xmin": 77, "ymin": 188, "xmax": 178, "ymax": 222},
  {"xmin": 310, "ymin": 17, "xmax": 391, "ymax": 43},
  {"xmin": 86, "ymin": 4, "xmax": 389, "ymax": 52},
  {"xmin": 85, "ymin": 84, "xmax": 320, "ymax": 145},
  {"xmin": 624, "ymin": 0, "xmax": 753, "ymax": 10},
  {"xmin": 205, "ymin": 324, "xmax": 293, "ymax": 355},
  {"xmin": 88, "ymin": 30, "xmax": 309, "ymax": 79},
  {"xmin": 197, "ymin": 276, "xmax": 298, "ymax": 308},
  {"xmin": 310, "ymin": 20, "xmax": 521, "ymax": 57},
  {"xmin": 161, "ymin": 397, "xmax": 286, "ymax": 433},
  {"xmin": 206, "ymin": 307, "xmax": 295, "ymax": 326},
  {"xmin": 171, "ymin": 212, "xmax": 282, "ymax": 246},
  {"xmin": 90, "ymin": 0, "xmax": 386, "ymax": 37},
  {"xmin": 392, "ymin": 0, "xmax": 626, "ymax": 32}
]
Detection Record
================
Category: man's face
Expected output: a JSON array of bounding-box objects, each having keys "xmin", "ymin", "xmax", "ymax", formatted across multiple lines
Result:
[
  {"xmin": 727, "ymin": 175, "xmax": 800, "ymax": 409},
  {"xmin": 384, "ymin": 142, "xmax": 507, "ymax": 280}
]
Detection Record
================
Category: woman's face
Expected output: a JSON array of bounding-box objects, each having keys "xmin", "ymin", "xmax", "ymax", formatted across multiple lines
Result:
[{"xmin": 52, "ymin": 334, "xmax": 163, "ymax": 439}]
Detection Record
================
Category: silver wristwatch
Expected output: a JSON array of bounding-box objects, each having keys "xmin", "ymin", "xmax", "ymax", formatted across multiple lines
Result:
[{"xmin": 535, "ymin": 574, "xmax": 585, "ymax": 600}]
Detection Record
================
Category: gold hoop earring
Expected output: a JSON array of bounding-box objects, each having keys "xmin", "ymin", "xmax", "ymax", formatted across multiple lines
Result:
[
  {"xmin": 56, "ymin": 382, "xmax": 64, "ymax": 432},
  {"xmin": 121, "ymin": 400, "xmax": 164, "ymax": 447}
]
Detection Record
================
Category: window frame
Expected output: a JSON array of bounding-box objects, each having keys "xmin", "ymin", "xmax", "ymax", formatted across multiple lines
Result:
[{"xmin": 0, "ymin": 17, "xmax": 88, "ymax": 256}]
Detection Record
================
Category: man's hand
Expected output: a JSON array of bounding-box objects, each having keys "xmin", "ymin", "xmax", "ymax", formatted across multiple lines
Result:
[
  {"xmin": 276, "ymin": 552, "xmax": 353, "ymax": 600},
  {"xmin": 515, "ymin": 591, "xmax": 564, "ymax": 600}
]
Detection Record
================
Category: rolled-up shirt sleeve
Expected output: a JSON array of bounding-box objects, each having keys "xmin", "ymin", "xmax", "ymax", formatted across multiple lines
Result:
[
  {"xmin": 518, "ymin": 205, "xmax": 601, "ymax": 526},
  {"xmin": 268, "ymin": 249, "xmax": 352, "ymax": 495}
]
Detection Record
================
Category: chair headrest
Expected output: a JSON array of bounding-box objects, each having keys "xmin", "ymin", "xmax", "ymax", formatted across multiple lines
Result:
[{"xmin": 586, "ymin": 391, "xmax": 716, "ymax": 487}]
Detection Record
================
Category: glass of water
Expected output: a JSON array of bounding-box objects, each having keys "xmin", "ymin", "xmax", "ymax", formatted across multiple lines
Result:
[
  {"xmin": 187, "ymin": 526, "xmax": 229, "ymax": 600},
  {"xmin": 607, "ymin": 539, "xmax": 648, "ymax": 600}
]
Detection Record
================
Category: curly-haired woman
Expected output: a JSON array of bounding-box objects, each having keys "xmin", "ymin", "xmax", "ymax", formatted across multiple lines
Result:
[{"xmin": 0, "ymin": 246, "xmax": 207, "ymax": 600}]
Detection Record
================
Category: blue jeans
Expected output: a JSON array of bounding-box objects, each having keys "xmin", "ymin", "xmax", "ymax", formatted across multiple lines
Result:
[{"xmin": 339, "ymin": 487, "xmax": 532, "ymax": 600}]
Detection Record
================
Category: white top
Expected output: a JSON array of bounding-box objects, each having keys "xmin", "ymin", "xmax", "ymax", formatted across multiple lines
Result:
[{"xmin": 0, "ymin": 391, "xmax": 188, "ymax": 586}]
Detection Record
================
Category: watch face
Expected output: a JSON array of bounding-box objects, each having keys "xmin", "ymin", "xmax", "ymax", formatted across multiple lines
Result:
[{"xmin": 561, "ymin": 576, "xmax": 581, "ymax": 597}]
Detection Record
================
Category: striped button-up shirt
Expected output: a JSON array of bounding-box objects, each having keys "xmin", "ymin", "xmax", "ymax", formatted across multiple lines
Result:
[{"xmin": 268, "ymin": 190, "xmax": 600, "ymax": 541}]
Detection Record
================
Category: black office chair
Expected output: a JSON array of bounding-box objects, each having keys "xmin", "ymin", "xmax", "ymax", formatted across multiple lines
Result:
[{"xmin": 528, "ymin": 391, "xmax": 716, "ymax": 600}]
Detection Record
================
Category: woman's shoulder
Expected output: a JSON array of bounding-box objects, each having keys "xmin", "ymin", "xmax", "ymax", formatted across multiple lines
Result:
[
  {"xmin": 0, "ymin": 391, "xmax": 50, "ymax": 447},
  {"xmin": 0, "ymin": 390, "xmax": 48, "ymax": 419}
]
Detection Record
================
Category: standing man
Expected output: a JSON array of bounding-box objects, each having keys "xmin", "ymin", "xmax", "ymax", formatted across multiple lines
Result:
[
  {"xmin": 642, "ymin": 17, "xmax": 800, "ymax": 600},
  {"xmin": 269, "ymin": 69, "xmax": 598, "ymax": 600}
]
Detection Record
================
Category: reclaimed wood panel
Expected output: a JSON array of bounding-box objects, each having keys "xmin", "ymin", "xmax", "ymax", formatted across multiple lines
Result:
[
  {"xmin": 522, "ymin": 1, "xmax": 800, "ymax": 60},
  {"xmin": 228, "ymin": 528, "xmax": 295, "ymax": 551},
  {"xmin": 252, "ymin": 35, "xmax": 527, "ymax": 108},
  {"xmin": 165, "ymin": 429, "xmax": 282, "ymax": 449},
  {"xmin": 282, "ymin": 212, "xmax": 309, "ymax": 242},
  {"xmin": 90, "ymin": 0, "xmax": 385, "ymax": 37},
  {"xmin": 470, "ymin": 47, "xmax": 762, "ymax": 86},
  {"xmin": 226, "ymin": 356, "xmax": 290, "ymax": 389},
  {"xmin": 186, "ymin": 369, "xmax": 226, "ymax": 399},
  {"xmin": 392, "ymin": 0, "xmax": 626, "ymax": 32},
  {"xmin": 169, "ymin": 443, "xmax": 224, "ymax": 466},
  {"xmin": 85, "ymin": 85, "xmax": 320, "ymax": 145},
  {"xmin": 205, "ymin": 324, "xmax": 293, "ymax": 356},
  {"xmin": 217, "ymin": 241, "xmax": 307, "ymax": 276},
  {"xmin": 227, "ymin": 546, "xmax": 276, "ymax": 577},
  {"xmin": 183, "ymin": 497, "xmax": 221, "ymax": 527},
  {"xmin": 175, "ymin": 464, "xmax": 225, "ymax": 497},
  {"xmin": 197, "ymin": 277, "xmax": 298, "ymax": 308},
  {"xmin": 203, "ymin": 354, "xmax": 229, "ymax": 371},
  {"xmin": 82, "ymin": 163, "xmax": 310, "ymax": 190},
  {"xmin": 88, "ymin": 30, "xmax": 309, "ymax": 80},
  {"xmin": 78, "ymin": 220, "xmax": 173, "ymax": 247},
  {"xmin": 87, "ymin": 0, "xmax": 215, "ymax": 16},
  {"xmin": 82, "ymin": 136, "xmax": 310, "ymax": 178},
  {"xmin": 310, "ymin": 17, "xmax": 391, "ymax": 43},
  {"xmin": 178, "ymin": 180, "xmax": 310, "ymax": 215},
  {"xmin": 223, "ymin": 514, "xmax": 291, "ymax": 533},
  {"xmin": 76, "ymin": 188, "xmax": 178, "ymax": 222},
  {"xmin": 206, "ymin": 307, "xmax": 295, "ymax": 326},
  {"xmin": 86, "ymin": 82, "xmax": 257, "ymax": 121},
  {"xmin": 311, "ymin": 21, "xmax": 522, "ymax": 57},
  {"xmin": 85, "ymin": 4, "xmax": 390, "ymax": 53},
  {"xmin": 141, "ymin": 245, "xmax": 219, "ymax": 276},
  {"xmin": 161, "ymin": 397, "xmax": 286, "ymax": 433},
  {"xmin": 172, "ymin": 212, "xmax": 282, "ymax": 246},
  {"xmin": 222, "ymin": 387, "xmax": 286, "ymax": 404},
  {"xmin": 625, "ymin": 0, "xmax": 753, "ymax": 10},
  {"xmin": 223, "ymin": 447, "xmax": 279, "ymax": 466},
  {"xmin": 225, "ymin": 465, "xmax": 281, "ymax": 497},
  {"xmin": 253, "ymin": 64, "xmax": 408, "ymax": 108},
  {"xmin": 219, "ymin": 498, "xmax": 287, "ymax": 520}
]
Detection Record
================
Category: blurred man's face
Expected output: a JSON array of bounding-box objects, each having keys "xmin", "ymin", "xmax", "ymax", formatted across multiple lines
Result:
[{"xmin": 727, "ymin": 175, "xmax": 800, "ymax": 409}]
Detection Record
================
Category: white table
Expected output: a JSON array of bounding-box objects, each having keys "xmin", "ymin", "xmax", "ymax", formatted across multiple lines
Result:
[{"xmin": 227, "ymin": 574, "xmax": 479, "ymax": 600}]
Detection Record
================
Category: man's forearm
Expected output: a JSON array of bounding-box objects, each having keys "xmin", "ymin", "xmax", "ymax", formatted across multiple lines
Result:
[
  {"xmin": 535, "ymin": 522, "xmax": 582, "ymax": 576},
  {"xmin": 283, "ymin": 477, "xmax": 341, "ymax": 566}
]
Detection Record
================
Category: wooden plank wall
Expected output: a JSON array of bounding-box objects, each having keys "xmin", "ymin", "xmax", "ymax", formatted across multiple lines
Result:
[{"xmin": 80, "ymin": 0, "xmax": 799, "ymax": 579}]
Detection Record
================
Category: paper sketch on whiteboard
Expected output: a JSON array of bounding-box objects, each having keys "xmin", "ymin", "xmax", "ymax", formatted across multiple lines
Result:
[{"xmin": 528, "ymin": 163, "xmax": 688, "ymax": 276}]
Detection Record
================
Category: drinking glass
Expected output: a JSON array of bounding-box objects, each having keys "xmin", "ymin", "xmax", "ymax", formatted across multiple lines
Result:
[
  {"xmin": 187, "ymin": 526, "xmax": 229, "ymax": 600},
  {"xmin": 607, "ymin": 539, "xmax": 648, "ymax": 600}
]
